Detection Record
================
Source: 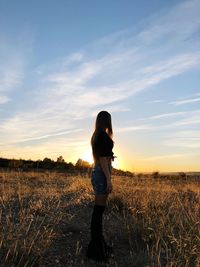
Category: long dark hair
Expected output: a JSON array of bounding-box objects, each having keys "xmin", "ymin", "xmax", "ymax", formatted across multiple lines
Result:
[{"xmin": 91, "ymin": 110, "xmax": 113, "ymax": 148}]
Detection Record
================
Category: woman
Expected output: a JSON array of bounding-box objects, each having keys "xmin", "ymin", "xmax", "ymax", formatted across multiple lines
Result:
[{"xmin": 86, "ymin": 110, "xmax": 115, "ymax": 263}]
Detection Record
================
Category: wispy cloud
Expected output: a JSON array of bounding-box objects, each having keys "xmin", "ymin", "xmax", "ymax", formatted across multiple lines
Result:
[
  {"xmin": 91, "ymin": 104, "xmax": 131, "ymax": 118},
  {"xmin": 163, "ymin": 139, "xmax": 200, "ymax": 149},
  {"xmin": 141, "ymin": 153, "xmax": 186, "ymax": 161},
  {"xmin": 0, "ymin": 36, "xmax": 26, "ymax": 94},
  {"xmin": 0, "ymin": 95, "xmax": 10, "ymax": 104},
  {"xmin": 162, "ymin": 128, "xmax": 200, "ymax": 150},
  {"xmin": 169, "ymin": 96, "xmax": 200, "ymax": 105},
  {"xmin": 118, "ymin": 109, "xmax": 200, "ymax": 149},
  {"xmin": 115, "ymin": 124, "xmax": 152, "ymax": 133},
  {"xmin": 0, "ymin": 59, "xmax": 24, "ymax": 93},
  {"xmin": 150, "ymin": 111, "xmax": 187, "ymax": 120},
  {"xmin": 138, "ymin": 0, "xmax": 200, "ymax": 45},
  {"xmin": 140, "ymin": 111, "xmax": 188, "ymax": 121},
  {"xmin": 166, "ymin": 130, "xmax": 200, "ymax": 139},
  {"xmin": 0, "ymin": 54, "xmax": 24, "ymax": 108},
  {"xmin": 147, "ymin": 99, "xmax": 164, "ymax": 103},
  {"xmin": 174, "ymin": 116, "xmax": 200, "ymax": 126},
  {"xmin": 0, "ymin": 32, "xmax": 33, "ymax": 132},
  {"xmin": 116, "ymin": 109, "xmax": 200, "ymax": 134},
  {"xmin": 14, "ymin": 128, "xmax": 83, "ymax": 143}
]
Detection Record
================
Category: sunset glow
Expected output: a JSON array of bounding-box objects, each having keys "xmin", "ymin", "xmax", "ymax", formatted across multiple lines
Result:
[{"xmin": 81, "ymin": 149, "xmax": 94, "ymax": 165}]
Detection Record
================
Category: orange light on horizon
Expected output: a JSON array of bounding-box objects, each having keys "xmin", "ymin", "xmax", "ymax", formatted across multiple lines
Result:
[
  {"xmin": 80, "ymin": 148, "xmax": 123, "ymax": 170},
  {"xmin": 80, "ymin": 148, "xmax": 94, "ymax": 164}
]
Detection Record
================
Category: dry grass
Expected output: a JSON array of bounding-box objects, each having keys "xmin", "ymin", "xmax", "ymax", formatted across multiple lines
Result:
[{"xmin": 0, "ymin": 170, "xmax": 199, "ymax": 267}]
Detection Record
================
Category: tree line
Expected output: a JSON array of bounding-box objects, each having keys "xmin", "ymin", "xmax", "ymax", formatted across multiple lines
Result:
[{"xmin": 0, "ymin": 156, "xmax": 134, "ymax": 177}]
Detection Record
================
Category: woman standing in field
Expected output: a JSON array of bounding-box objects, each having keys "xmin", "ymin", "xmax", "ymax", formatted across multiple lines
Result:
[{"xmin": 86, "ymin": 110, "xmax": 115, "ymax": 263}]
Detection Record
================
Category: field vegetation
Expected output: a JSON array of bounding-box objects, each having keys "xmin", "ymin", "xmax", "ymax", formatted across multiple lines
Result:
[{"xmin": 0, "ymin": 170, "xmax": 199, "ymax": 266}]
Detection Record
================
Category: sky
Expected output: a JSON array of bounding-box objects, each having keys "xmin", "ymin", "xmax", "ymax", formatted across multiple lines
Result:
[{"xmin": 0, "ymin": 0, "xmax": 200, "ymax": 172}]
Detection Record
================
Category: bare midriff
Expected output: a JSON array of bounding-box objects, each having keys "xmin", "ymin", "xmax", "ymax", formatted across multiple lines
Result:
[{"xmin": 95, "ymin": 156, "xmax": 112, "ymax": 166}]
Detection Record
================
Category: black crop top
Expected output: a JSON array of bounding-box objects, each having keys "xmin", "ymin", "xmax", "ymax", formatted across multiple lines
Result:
[{"xmin": 92, "ymin": 130, "xmax": 114, "ymax": 161}]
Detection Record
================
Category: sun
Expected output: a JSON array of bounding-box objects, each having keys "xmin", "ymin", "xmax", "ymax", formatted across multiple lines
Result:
[
  {"xmin": 81, "ymin": 149, "xmax": 94, "ymax": 164},
  {"xmin": 80, "ymin": 149, "xmax": 123, "ymax": 170}
]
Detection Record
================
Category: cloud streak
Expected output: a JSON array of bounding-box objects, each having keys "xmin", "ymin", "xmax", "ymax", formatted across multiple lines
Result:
[
  {"xmin": 0, "ymin": 47, "xmax": 25, "ymax": 109},
  {"xmin": 141, "ymin": 154, "xmax": 186, "ymax": 161},
  {"xmin": 169, "ymin": 97, "xmax": 200, "ymax": 105},
  {"xmin": 0, "ymin": 95, "xmax": 10, "ymax": 104}
]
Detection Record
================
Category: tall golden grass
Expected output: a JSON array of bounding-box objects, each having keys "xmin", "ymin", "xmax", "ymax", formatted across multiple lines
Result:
[{"xmin": 0, "ymin": 170, "xmax": 199, "ymax": 266}]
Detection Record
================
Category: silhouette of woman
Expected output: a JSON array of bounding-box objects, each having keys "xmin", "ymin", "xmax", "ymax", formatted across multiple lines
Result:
[{"xmin": 86, "ymin": 111, "xmax": 115, "ymax": 262}]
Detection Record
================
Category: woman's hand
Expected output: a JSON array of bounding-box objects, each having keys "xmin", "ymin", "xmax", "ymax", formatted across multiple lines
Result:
[{"xmin": 106, "ymin": 179, "xmax": 113, "ymax": 194}]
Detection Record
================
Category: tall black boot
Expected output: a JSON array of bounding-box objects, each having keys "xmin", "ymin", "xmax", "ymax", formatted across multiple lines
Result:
[
  {"xmin": 91, "ymin": 205, "xmax": 113, "ymax": 255},
  {"xmin": 86, "ymin": 204, "xmax": 109, "ymax": 262},
  {"xmin": 91, "ymin": 204, "xmax": 105, "ymax": 240},
  {"xmin": 91, "ymin": 206, "xmax": 113, "ymax": 256}
]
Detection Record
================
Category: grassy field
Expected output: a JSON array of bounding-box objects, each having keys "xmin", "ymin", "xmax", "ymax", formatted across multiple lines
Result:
[{"xmin": 0, "ymin": 170, "xmax": 199, "ymax": 267}]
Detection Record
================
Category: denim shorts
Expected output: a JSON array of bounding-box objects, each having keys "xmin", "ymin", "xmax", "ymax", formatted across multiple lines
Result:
[{"xmin": 91, "ymin": 164, "xmax": 112, "ymax": 195}]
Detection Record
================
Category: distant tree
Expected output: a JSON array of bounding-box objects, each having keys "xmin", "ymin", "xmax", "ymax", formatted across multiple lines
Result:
[
  {"xmin": 43, "ymin": 157, "xmax": 52, "ymax": 163},
  {"xmin": 55, "ymin": 156, "xmax": 66, "ymax": 170},
  {"xmin": 75, "ymin": 158, "xmax": 91, "ymax": 168},
  {"xmin": 8, "ymin": 159, "xmax": 23, "ymax": 169},
  {"xmin": 34, "ymin": 160, "xmax": 42, "ymax": 170},
  {"xmin": 42, "ymin": 157, "xmax": 54, "ymax": 169},
  {"xmin": 57, "ymin": 155, "xmax": 65, "ymax": 163},
  {"xmin": 0, "ymin": 158, "xmax": 9, "ymax": 168},
  {"xmin": 66, "ymin": 162, "xmax": 74, "ymax": 170},
  {"xmin": 22, "ymin": 159, "xmax": 34, "ymax": 170}
]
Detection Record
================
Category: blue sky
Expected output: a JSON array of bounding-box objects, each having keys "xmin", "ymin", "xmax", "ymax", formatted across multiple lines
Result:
[{"xmin": 0, "ymin": 0, "xmax": 200, "ymax": 172}]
